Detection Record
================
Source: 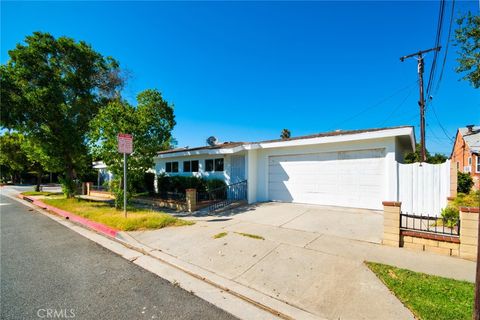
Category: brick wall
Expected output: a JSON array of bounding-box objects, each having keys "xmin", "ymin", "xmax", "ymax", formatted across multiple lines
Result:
[
  {"xmin": 459, "ymin": 206, "xmax": 480, "ymax": 261},
  {"xmin": 382, "ymin": 202, "xmax": 479, "ymax": 261}
]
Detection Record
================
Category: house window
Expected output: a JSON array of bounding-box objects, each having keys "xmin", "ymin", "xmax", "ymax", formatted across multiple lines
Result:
[
  {"xmin": 165, "ymin": 162, "xmax": 178, "ymax": 173},
  {"xmin": 468, "ymin": 157, "xmax": 472, "ymax": 165},
  {"xmin": 183, "ymin": 161, "xmax": 191, "ymax": 172},
  {"xmin": 205, "ymin": 158, "xmax": 224, "ymax": 172},
  {"xmin": 205, "ymin": 159, "xmax": 214, "ymax": 171},
  {"xmin": 192, "ymin": 160, "xmax": 199, "ymax": 172},
  {"xmin": 477, "ymin": 157, "xmax": 480, "ymax": 173},
  {"xmin": 457, "ymin": 161, "xmax": 460, "ymax": 170},
  {"xmin": 183, "ymin": 160, "xmax": 199, "ymax": 173},
  {"xmin": 215, "ymin": 158, "xmax": 224, "ymax": 171}
]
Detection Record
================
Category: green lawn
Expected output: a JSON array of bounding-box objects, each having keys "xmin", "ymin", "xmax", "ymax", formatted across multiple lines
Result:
[
  {"xmin": 21, "ymin": 191, "xmax": 63, "ymax": 196},
  {"xmin": 366, "ymin": 262, "xmax": 474, "ymax": 320},
  {"xmin": 42, "ymin": 198, "xmax": 193, "ymax": 231}
]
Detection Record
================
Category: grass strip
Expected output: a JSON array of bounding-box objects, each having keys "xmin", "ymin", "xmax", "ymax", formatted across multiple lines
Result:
[
  {"xmin": 42, "ymin": 198, "xmax": 193, "ymax": 231},
  {"xmin": 366, "ymin": 261, "xmax": 474, "ymax": 320}
]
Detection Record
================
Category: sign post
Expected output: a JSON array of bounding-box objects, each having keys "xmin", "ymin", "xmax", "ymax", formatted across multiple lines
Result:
[{"xmin": 118, "ymin": 133, "xmax": 133, "ymax": 218}]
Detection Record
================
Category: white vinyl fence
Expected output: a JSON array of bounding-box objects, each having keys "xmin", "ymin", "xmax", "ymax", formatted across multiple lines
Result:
[{"xmin": 397, "ymin": 160, "xmax": 451, "ymax": 217}]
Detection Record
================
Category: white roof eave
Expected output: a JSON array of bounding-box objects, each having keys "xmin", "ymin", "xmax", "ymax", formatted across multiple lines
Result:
[{"xmin": 155, "ymin": 127, "xmax": 415, "ymax": 158}]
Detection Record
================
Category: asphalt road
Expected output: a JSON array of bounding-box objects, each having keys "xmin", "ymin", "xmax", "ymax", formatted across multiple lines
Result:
[{"xmin": 0, "ymin": 190, "xmax": 237, "ymax": 320}]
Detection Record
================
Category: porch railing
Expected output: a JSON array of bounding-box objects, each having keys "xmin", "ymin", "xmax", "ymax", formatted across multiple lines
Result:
[
  {"xmin": 207, "ymin": 180, "xmax": 247, "ymax": 213},
  {"xmin": 400, "ymin": 212, "xmax": 460, "ymax": 237}
]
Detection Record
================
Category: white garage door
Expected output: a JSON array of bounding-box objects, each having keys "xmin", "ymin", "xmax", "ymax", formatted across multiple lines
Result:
[{"xmin": 268, "ymin": 149, "xmax": 385, "ymax": 210}]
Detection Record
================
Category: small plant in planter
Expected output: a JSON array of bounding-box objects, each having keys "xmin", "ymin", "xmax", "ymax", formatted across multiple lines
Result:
[{"xmin": 441, "ymin": 206, "xmax": 459, "ymax": 228}]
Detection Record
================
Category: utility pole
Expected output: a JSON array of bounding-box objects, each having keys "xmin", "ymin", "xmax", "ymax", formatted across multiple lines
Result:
[{"xmin": 400, "ymin": 46, "xmax": 441, "ymax": 162}]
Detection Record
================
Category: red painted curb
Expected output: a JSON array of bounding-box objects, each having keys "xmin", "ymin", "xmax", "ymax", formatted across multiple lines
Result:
[{"xmin": 22, "ymin": 196, "xmax": 118, "ymax": 238}]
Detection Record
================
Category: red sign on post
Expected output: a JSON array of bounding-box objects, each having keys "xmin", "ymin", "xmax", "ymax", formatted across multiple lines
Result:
[{"xmin": 118, "ymin": 133, "xmax": 133, "ymax": 154}]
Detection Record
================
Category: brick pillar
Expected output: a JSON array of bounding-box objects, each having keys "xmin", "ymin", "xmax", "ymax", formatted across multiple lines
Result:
[
  {"xmin": 460, "ymin": 207, "xmax": 479, "ymax": 261},
  {"xmin": 450, "ymin": 162, "xmax": 457, "ymax": 198},
  {"xmin": 382, "ymin": 201, "xmax": 402, "ymax": 247},
  {"xmin": 185, "ymin": 189, "xmax": 197, "ymax": 213}
]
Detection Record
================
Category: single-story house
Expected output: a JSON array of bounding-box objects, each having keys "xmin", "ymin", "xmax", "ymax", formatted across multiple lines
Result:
[
  {"xmin": 450, "ymin": 125, "xmax": 480, "ymax": 190},
  {"xmin": 92, "ymin": 161, "xmax": 113, "ymax": 187},
  {"xmin": 154, "ymin": 125, "xmax": 415, "ymax": 210}
]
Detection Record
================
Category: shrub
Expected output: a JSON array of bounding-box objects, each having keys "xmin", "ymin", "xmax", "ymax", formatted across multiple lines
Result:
[
  {"xmin": 206, "ymin": 179, "xmax": 227, "ymax": 191},
  {"xmin": 452, "ymin": 191, "xmax": 480, "ymax": 208},
  {"xmin": 59, "ymin": 176, "xmax": 77, "ymax": 198},
  {"xmin": 441, "ymin": 206, "xmax": 459, "ymax": 228},
  {"xmin": 457, "ymin": 172, "xmax": 474, "ymax": 194},
  {"xmin": 156, "ymin": 175, "xmax": 225, "ymax": 195},
  {"xmin": 111, "ymin": 177, "xmax": 134, "ymax": 209},
  {"xmin": 144, "ymin": 172, "xmax": 155, "ymax": 195}
]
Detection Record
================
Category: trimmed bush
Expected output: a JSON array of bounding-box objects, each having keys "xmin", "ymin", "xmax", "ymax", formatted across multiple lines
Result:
[
  {"xmin": 457, "ymin": 171, "xmax": 474, "ymax": 194},
  {"xmin": 156, "ymin": 175, "xmax": 225, "ymax": 195},
  {"xmin": 441, "ymin": 206, "xmax": 459, "ymax": 228}
]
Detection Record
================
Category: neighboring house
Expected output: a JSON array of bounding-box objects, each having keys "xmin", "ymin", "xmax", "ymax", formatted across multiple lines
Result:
[
  {"xmin": 154, "ymin": 126, "xmax": 415, "ymax": 210},
  {"xmin": 451, "ymin": 125, "xmax": 480, "ymax": 190},
  {"xmin": 92, "ymin": 161, "xmax": 113, "ymax": 187}
]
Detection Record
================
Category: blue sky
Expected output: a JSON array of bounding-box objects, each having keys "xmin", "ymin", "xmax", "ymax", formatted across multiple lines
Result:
[{"xmin": 2, "ymin": 1, "xmax": 479, "ymax": 154}]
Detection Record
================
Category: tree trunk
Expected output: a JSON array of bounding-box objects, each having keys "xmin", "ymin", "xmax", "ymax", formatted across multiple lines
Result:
[
  {"xmin": 65, "ymin": 162, "xmax": 76, "ymax": 198},
  {"xmin": 35, "ymin": 172, "xmax": 42, "ymax": 192}
]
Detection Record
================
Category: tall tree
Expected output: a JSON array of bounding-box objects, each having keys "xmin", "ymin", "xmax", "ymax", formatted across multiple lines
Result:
[
  {"xmin": 0, "ymin": 32, "xmax": 123, "ymax": 196},
  {"xmin": 88, "ymin": 89, "xmax": 175, "ymax": 208},
  {"xmin": 455, "ymin": 12, "xmax": 480, "ymax": 88},
  {"xmin": 280, "ymin": 129, "xmax": 291, "ymax": 139}
]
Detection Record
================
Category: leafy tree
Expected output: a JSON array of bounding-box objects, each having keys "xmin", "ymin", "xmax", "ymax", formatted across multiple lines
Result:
[
  {"xmin": 455, "ymin": 12, "xmax": 480, "ymax": 88},
  {"xmin": 0, "ymin": 132, "xmax": 29, "ymax": 183},
  {"xmin": 21, "ymin": 136, "xmax": 61, "ymax": 191},
  {"xmin": 404, "ymin": 143, "xmax": 447, "ymax": 164},
  {"xmin": 280, "ymin": 129, "xmax": 291, "ymax": 139},
  {"xmin": 88, "ymin": 89, "xmax": 175, "ymax": 208},
  {"xmin": 0, "ymin": 32, "xmax": 123, "ymax": 196},
  {"xmin": 457, "ymin": 171, "xmax": 474, "ymax": 194},
  {"xmin": 0, "ymin": 132, "xmax": 60, "ymax": 190}
]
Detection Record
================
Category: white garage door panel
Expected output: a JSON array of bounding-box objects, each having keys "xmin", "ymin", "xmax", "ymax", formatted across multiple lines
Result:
[{"xmin": 268, "ymin": 149, "xmax": 385, "ymax": 210}]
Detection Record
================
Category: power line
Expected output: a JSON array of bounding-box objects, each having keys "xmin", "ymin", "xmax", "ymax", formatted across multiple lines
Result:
[
  {"xmin": 332, "ymin": 81, "xmax": 417, "ymax": 129},
  {"xmin": 429, "ymin": 101, "xmax": 454, "ymax": 142},
  {"xmin": 426, "ymin": 0, "xmax": 446, "ymax": 99},
  {"xmin": 432, "ymin": 0, "xmax": 456, "ymax": 98},
  {"xmin": 380, "ymin": 86, "xmax": 415, "ymax": 126}
]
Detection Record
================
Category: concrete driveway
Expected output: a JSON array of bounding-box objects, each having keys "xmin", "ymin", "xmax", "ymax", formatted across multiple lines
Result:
[
  {"xmin": 222, "ymin": 202, "xmax": 384, "ymax": 243},
  {"xmin": 127, "ymin": 202, "xmax": 475, "ymax": 320}
]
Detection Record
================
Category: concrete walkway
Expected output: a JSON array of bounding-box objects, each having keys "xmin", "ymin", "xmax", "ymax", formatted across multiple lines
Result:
[{"xmin": 126, "ymin": 202, "xmax": 475, "ymax": 320}]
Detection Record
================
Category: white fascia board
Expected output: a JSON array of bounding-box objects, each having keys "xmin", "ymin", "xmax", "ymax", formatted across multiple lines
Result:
[
  {"xmin": 155, "ymin": 145, "xmax": 246, "ymax": 159},
  {"xmin": 92, "ymin": 161, "xmax": 107, "ymax": 169},
  {"xmin": 254, "ymin": 127, "xmax": 415, "ymax": 150}
]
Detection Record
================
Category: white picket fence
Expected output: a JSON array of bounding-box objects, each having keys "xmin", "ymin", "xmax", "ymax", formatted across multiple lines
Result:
[{"xmin": 397, "ymin": 160, "xmax": 451, "ymax": 217}]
